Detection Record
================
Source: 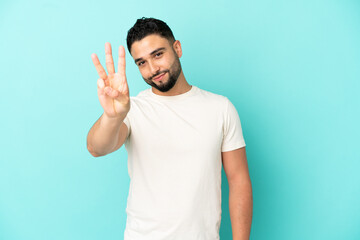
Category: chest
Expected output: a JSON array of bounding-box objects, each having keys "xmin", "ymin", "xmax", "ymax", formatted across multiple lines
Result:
[{"xmin": 129, "ymin": 102, "xmax": 224, "ymax": 155}]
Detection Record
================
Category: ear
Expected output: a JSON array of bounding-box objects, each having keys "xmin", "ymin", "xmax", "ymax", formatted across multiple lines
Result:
[{"xmin": 172, "ymin": 40, "xmax": 182, "ymax": 58}]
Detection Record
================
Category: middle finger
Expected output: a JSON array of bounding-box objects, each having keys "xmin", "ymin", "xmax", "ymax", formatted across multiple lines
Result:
[{"xmin": 105, "ymin": 42, "xmax": 115, "ymax": 75}]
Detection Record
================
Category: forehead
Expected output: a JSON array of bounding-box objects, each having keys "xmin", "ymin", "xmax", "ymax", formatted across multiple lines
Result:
[{"xmin": 131, "ymin": 34, "xmax": 171, "ymax": 59}]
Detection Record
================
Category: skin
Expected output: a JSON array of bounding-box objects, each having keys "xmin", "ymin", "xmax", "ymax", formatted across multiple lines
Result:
[
  {"xmin": 222, "ymin": 148, "xmax": 253, "ymax": 240},
  {"xmin": 87, "ymin": 44, "xmax": 130, "ymax": 157},
  {"xmin": 87, "ymin": 34, "xmax": 252, "ymax": 239},
  {"xmin": 130, "ymin": 34, "xmax": 192, "ymax": 96}
]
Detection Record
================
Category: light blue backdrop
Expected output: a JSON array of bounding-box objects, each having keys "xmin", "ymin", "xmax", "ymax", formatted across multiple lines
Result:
[{"xmin": 0, "ymin": 0, "xmax": 359, "ymax": 239}]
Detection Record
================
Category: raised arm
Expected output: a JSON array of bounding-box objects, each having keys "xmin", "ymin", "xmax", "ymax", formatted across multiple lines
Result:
[{"xmin": 87, "ymin": 43, "xmax": 130, "ymax": 157}]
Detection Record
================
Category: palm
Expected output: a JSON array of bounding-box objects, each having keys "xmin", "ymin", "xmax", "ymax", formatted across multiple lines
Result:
[
  {"xmin": 92, "ymin": 43, "xmax": 130, "ymax": 118},
  {"xmin": 98, "ymin": 72, "xmax": 129, "ymax": 117}
]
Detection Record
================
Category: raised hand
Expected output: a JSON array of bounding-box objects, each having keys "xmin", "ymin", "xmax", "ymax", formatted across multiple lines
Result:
[{"xmin": 91, "ymin": 43, "xmax": 130, "ymax": 118}]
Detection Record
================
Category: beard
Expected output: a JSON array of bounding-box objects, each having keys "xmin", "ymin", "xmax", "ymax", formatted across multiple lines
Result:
[{"xmin": 143, "ymin": 56, "xmax": 182, "ymax": 92}]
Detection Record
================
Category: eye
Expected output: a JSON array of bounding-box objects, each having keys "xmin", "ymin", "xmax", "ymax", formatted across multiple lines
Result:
[
  {"xmin": 138, "ymin": 61, "xmax": 145, "ymax": 66},
  {"xmin": 155, "ymin": 52, "xmax": 163, "ymax": 57}
]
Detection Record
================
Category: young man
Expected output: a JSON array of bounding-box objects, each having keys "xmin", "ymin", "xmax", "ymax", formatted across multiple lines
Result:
[{"xmin": 87, "ymin": 17, "xmax": 252, "ymax": 240}]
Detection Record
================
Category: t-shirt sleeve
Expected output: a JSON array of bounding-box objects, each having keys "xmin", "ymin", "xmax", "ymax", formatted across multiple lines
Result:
[
  {"xmin": 123, "ymin": 113, "xmax": 131, "ymax": 139},
  {"xmin": 221, "ymin": 97, "xmax": 246, "ymax": 152},
  {"xmin": 123, "ymin": 98, "xmax": 133, "ymax": 140}
]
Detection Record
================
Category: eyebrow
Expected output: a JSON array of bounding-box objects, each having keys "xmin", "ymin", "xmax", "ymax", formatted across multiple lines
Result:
[{"xmin": 134, "ymin": 47, "xmax": 166, "ymax": 64}]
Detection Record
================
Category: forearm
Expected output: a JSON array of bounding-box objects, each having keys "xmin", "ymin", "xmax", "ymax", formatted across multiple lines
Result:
[
  {"xmin": 229, "ymin": 181, "xmax": 253, "ymax": 240},
  {"xmin": 87, "ymin": 113, "xmax": 126, "ymax": 157}
]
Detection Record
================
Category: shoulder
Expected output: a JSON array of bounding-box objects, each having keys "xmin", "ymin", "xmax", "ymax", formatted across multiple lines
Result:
[
  {"xmin": 136, "ymin": 88, "xmax": 151, "ymax": 98},
  {"xmin": 125, "ymin": 89, "xmax": 149, "ymax": 117},
  {"xmin": 195, "ymin": 88, "xmax": 241, "ymax": 120},
  {"xmin": 128, "ymin": 88, "xmax": 151, "ymax": 104},
  {"xmin": 196, "ymin": 86, "xmax": 230, "ymax": 106}
]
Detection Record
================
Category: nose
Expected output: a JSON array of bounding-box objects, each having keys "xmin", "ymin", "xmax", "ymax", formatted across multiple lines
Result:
[{"xmin": 148, "ymin": 61, "xmax": 160, "ymax": 76}]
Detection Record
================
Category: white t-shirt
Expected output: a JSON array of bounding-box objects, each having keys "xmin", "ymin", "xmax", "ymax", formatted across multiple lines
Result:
[{"xmin": 122, "ymin": 85, "xmax": 246, "ymax": 240}]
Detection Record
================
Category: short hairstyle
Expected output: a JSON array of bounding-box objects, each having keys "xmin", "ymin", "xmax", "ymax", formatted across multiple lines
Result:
[{"xmin": 126, "ymin": 17, "xmax": 175, "ymax": 54}]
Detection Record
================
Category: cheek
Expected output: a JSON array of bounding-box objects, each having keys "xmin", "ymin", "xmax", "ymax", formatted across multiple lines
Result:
[
  {"xmin": 139, "ymin": 68, "xmax": 150, "ymax": 79},
  {"xmin": 162, "ymin": 58, "xmax": 171, "ymax": 69}
]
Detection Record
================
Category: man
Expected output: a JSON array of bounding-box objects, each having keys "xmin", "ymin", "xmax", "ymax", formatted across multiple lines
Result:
[{"xmin": 87, "ymin": 17, "xmax": 252, "ymax": 240}]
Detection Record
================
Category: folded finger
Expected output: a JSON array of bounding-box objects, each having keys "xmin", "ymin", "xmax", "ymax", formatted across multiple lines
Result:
[
  {"xmin": 97, "ymin": 78, "xmax": 105, "ymax": 89},
  {"xmin": 104, "ymin": 86, "xmax": 119, "ymax": 98}
]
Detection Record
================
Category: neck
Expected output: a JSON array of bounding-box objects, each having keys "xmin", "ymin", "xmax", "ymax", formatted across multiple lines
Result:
[{"xmin": 151, "ymin": 71, "xmax": 191, "ymax": 96}]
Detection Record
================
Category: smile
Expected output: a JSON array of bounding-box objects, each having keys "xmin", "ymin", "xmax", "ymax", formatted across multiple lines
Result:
[{"xmin": 153, "ymin": 72, "xmax": 166, "ymax": 81}]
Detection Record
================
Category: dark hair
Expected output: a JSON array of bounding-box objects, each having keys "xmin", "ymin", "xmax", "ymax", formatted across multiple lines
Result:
[{"xmin": 126, "ymin": 17, "xmax": 175, "ymax": 54}]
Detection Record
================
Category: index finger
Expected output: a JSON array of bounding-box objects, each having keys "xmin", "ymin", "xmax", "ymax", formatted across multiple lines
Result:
[
  {"xmin": 118, "ymin": 46, "xmax": 126, "ymax": 78},
  {"xmin": 91, "ymin": 53, "xmax": 108, "ymax": 81}
]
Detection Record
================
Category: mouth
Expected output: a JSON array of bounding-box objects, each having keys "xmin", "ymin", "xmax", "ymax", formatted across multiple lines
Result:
[{"xmin": 152, "ymin": 72, "xmax": 167, "ymax": 81}]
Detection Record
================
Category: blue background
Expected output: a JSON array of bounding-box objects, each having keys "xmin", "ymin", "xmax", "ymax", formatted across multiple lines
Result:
[{"xmin": 1, "ymin": 0, "xmax": 359, "ymax": 239}]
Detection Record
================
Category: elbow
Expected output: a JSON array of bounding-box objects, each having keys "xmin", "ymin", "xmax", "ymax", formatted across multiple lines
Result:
[
  {"xmin": 89, "ymin": 151, "xmax": 101, "ymax": 158},
  {"xmin": 87, "ymin": 144, "xmax": 102, "ymax": 158}
]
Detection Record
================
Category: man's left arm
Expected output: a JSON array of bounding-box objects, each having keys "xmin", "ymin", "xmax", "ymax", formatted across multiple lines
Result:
[{"xmin": 222, "ymin": 147, "xmax": 253, "ymax": 240}]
